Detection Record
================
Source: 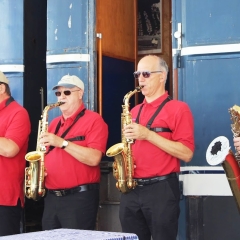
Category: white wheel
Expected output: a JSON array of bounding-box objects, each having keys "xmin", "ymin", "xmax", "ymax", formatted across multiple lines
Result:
[{"xmin": 206, "ymin": 136, "xmax": 230, "ymax": 166}]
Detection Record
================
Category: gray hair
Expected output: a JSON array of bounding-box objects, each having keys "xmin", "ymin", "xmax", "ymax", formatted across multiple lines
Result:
[
  {"xmin": 140, "ymin": 55, "xmax": 169, "ymax": 73},
  {"xmin": 158, "ymin": 57, "xmax": 169, "ymax": 73}
]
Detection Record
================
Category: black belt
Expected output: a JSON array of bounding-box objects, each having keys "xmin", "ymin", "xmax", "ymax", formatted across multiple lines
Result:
[
  {"xmin": 48, "ymin": 183, "xmax": 99, "ymax": 197},
  {"xmin": 134, "ymin": 173, "xmax": 177, "ymax": 187}
]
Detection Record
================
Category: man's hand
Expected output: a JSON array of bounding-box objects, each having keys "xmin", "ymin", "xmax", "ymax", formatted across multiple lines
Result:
[
  {"xmin": 123, "ymin": 123, "xmax": 150, "ymax": 141},
  {"xmin": 39, "ymin": 132, "xmax": 64, "ymax": 148}
]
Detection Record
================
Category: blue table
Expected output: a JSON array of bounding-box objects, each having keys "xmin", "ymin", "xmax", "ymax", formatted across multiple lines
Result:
[{"xmin": 0, "ymin": 229, "xmax": 139, "ymax": 240}]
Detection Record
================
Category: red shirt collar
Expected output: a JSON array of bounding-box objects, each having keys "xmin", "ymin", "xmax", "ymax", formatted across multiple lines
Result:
[
  {"xmin": 142, "ymin": 91, "xmax": 169, "ymax": 107},
  {"xmin": 60, "ymin": 103, "xmax": 86, "ymax": 124},
  {"xmin": 0, "ymin": 97, "xmax": 11, "ymax": 111}
]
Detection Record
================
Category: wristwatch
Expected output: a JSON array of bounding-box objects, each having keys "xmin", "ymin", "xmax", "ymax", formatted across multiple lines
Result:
[{"xmin": 61, "ymin": 140, "xmax": 69, "ymax": 149}]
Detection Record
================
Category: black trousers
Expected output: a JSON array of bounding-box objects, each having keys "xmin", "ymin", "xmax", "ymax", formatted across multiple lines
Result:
[
  {"xmin": 0, "ymin": 199, "xmax": 22, "ymax": 236},
  {"xmin": 119, "ymin": 177, "xmax": 180, "ymax": 240},
  {"xmin": 42, "ymin": 188, "xmax": 99, "ymax": 230}
]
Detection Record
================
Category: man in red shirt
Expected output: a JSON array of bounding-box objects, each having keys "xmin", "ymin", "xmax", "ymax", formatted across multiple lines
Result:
[
  {"xmin": 0, "ymin": 71, "xmax": 31, "ymax": 236},
  {"xmin": 119, "ymin": 55, "xmax": 195, "ymax": 240},
  {"xmin": 40, "ymin": 74, "xmax": 108, "ymax": 230}
]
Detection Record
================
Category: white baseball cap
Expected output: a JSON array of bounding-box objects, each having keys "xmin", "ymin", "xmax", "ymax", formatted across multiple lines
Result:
[
  {"xmin": 0, "ymin": 71, "xmax": 9, "ymax": 85},
  {"xmin": 52, "ymin": 74, "xmax": 84, "ymax": 91}
]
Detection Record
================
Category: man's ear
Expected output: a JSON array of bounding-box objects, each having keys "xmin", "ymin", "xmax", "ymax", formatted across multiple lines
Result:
[
  {"xmin": 159, "ymin": 72, "xmax": 166, "ymax": 83},
  {"xmin": 78, "ymin": 89, "xmax": 84, "ymax": 99},
  {"xmin": 0, "ymin": 83, "xmax": 5, "ymax": 94}
]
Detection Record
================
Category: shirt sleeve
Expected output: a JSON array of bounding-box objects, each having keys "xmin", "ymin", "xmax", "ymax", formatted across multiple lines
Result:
[
  {"xmin": 86, "ymin": 114, "xmax": 108, "ymax": 154},
  {"xmin": 172, "ymin": 103, "xmax": 195, "ymax": 152},
  {"xmin": 5, "ymin": 108, "xmax": 31, "ymax": 149}
]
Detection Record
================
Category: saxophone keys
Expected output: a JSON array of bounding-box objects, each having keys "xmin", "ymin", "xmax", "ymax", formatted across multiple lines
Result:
[
  {"xmin": 38, "ymin": 189, "xmax": 46, "ymax": 197},
  {"xmin": 112, "ymin": 161, "xmax": 117, "ymax": 169},
  {"xmin": 127, "ymin": 182, "xmax": 132, "ymax": 189}
]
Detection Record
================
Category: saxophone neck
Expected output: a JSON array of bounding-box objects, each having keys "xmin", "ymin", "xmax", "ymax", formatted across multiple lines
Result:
[
  {"xmin": 123, "ymin": 86, "xmax": 143, "ymax": 106},
  {"xmin": 41, "ymin": 102, "xmax": 64, "ymax": 122},
  {"xmin": 42, "ymin": 101, "xmax": 64, "ymax": 114}
]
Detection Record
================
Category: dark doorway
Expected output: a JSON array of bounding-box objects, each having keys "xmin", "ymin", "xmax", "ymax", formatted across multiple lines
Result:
[{"xmin": 23, "ymin": 0, "xmax": 47, "ymax": 232}]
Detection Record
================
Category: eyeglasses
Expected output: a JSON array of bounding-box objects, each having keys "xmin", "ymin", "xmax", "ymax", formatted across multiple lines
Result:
[
  {"xmin": 133, "ymin": 71, "xmax": 162, "ymax": 79},
  {"xmin": 55, "ymin": 90, "xmax": 80, "ymax": 97}
]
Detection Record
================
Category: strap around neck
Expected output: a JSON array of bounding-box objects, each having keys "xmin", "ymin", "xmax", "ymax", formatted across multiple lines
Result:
[
  {"xmin": 135, "ymin": 96, "xmax": 171, "ymax": 129},
  {"xmin": 6, "ymin": 96, "xmax": 15, "ymax": 106},
  {"xmin": 46, "ymin": 108, "xmax": 86, "ymax": 154},
  {"xmin": 146, "ymin": 96, "xmax": 171, "ymax": 129}
]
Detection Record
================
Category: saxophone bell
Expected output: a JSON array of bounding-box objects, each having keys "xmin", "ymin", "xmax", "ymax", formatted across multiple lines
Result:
[
  {"xmin": 106, "ymin": 143, "xmax": 136, "ymax": 193},
  {"xmin": 25, "ymin": 151, "xmax": 42, "ymax": 162},
  {"xmin": 24, "ymin": 102, "xmax": 62, "ymax": 201},
  {"xmin": 25, "ymin": 151, "xmax": 44, "ymax": 200},
  {"xmin": 107, "ymin": 86, "xmax": 142, "ymax": 193}
]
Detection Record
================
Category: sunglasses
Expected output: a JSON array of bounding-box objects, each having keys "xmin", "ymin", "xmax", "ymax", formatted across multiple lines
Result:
[
  {"xmin": 133, "ymin": 71, "xmax": 162, "ymax": 79},
  {"xmin": 55, "ymin": 90, "xmax": 80, "ymax": 97}
]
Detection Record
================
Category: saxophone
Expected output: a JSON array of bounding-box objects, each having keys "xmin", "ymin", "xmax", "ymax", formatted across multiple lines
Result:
[
  {"xmin": 25, "ymin": 102, "xmax": 64, "ymax": 201},
  {"xmin": 206, "ymin": 105, "xmax": 240, "ymax": 211},
  {"xmin": 106, "ymin": 86, "xmax": 143, "ymax": 193}
]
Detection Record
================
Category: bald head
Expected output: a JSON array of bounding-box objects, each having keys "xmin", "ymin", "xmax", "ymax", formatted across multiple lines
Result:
[
  {"xmin": 136, "ymin": 55, "xmax": 168, "ymax": 102},
  {"xmin": 139, "ymin": 55, "xmax": 168, "ymax": 74},
  {"xmin": 138, "ymin": 55, "xmax": 168, "ymax": 83}
]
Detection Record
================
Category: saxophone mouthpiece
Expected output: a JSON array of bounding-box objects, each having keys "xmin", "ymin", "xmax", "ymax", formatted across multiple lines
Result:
[
  {"xmin": 58, "ymin": 102, "xmax": 65, "ymax": 106},
  {"xmin": 136, "ymin": 86, "xmax": 143, "ymax": 91}
]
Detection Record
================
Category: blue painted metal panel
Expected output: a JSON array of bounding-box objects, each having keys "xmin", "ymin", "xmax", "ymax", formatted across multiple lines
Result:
[
  {"xmin": 47, "ymin": 0, "xmax": 88, "ymax": 55},
  {"xmin": 182, "ymin": 0, "xmax": 240, "ymax": 46},
  {"xmin": 4, "ymin": 72, "xmax": 24, "ymax": 106},
  {"xmin": 0, "ymin": 1, "xmax": 24, "ymax": 106},
  {"xmin": 182, "ymin": 53, "xmax": 240, "ymax": 166},
  {"xmin": 46, "ymin": 0, "xmax": 96, "ymax": 116},
  {"xmin": 172, "ymin": 0, "xmax": 182, "ymax": 50},
  {"xmin": 172, "ymin": 1, "xmax": 240, "ymax": 239},
  {"xmin": 173, "ymin": 0, "xmax": 240, "ymax": 167},
  {"xmin": 0, "ymin": 1, "xmax": 23, "ymax": 64}
]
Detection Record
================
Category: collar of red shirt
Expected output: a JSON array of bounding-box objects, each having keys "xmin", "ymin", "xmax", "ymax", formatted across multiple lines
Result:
[
  {"xmin": 60, "ymin": 103, "xmax": 86, "ymax": 125},
  {"xmin": 142, "ymin": 91, "xmax": 169, "ymax": 108},
  {"xmin": 0, "ymin": 97, "xmax": 10, "ymax": 111}
]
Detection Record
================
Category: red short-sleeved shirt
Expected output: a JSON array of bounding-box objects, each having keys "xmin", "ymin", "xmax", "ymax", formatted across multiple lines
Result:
[
  {"xmin": 45, "ymin": 104, "xmax": 108, "ymax": 189},
  {"xmin": 131, "ymin": 92, "xmax": 194, "ymax": 178},
  {"xmin": 0, "ymin": 97, "xmax": 31, "ymax": 207}
]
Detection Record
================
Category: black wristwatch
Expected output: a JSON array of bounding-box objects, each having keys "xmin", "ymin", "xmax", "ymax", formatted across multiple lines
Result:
[{"xmin": 61, "ymin": 140, "xmax": 69, "ymax": 149}]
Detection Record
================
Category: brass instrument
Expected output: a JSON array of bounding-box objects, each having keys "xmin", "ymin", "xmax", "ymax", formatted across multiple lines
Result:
[
  {"xmin": 25, "ymin": 102, "xmax": 64, "ymax": 201},
  {"xmin": 206, "ymin": 105, "xmax": 240, "ymax": 212},
  {"xmin": 106, "ymin": 86, "xmax": 143, "ymax": 193}
]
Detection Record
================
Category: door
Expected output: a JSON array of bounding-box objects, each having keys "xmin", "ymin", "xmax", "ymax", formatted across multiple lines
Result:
[
  {"xmin": 46, "ymin": 0, "xmax": 96, "ymax": 120},
  {"xmin": 172, "ymin": 0, "xmax": 240, "ymax": 239},
  {"xmin": 0, "ymin": 0, "xmax": 24, "ymax": 105}
]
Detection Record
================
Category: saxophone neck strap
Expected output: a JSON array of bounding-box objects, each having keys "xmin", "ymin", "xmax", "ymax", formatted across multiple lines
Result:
[
  {"xmin": 46, "ymin": 108, "xmax": 86, "ymax": 154},
  {"xmin": 135, "ymin": 104, "xmax": 144, "ymax": 124},
  {"xmin": 6, "ymin": 96, "xmax": 15, "ymax": 106},
  {"xmin": 66, "ymin": 136, "xmax": 85, "ymax": 141},
  {"xmin": 54, "ymin": 108, "xmax": 86, "ymax": 138},
  {"xmin": 149, "ymin": 127, "xmax": 172, "ymax": 133},
  {"xmin": 146, "ymin": 96, "xmax": 171, "ymax": 129},
  {"xmin": 135, "ymin": 96, "xmax": 172, "ymax": 131},
  {"xmin": 0, "ymin": 96, "xmax": 15, "ymax": 112}
]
